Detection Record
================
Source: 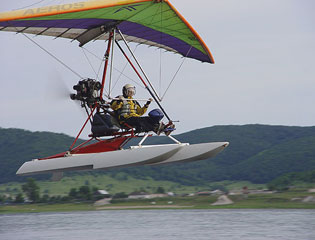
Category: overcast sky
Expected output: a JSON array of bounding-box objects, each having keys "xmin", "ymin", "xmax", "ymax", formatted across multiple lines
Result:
[{"xmin": 0, "ymin": 0, "xmax": 314, "ymax": 138}]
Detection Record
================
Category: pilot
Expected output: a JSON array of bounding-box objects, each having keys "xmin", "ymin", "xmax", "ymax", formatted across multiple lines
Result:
[{"xmin": 110, "ymin": 84, "xmax": 165, "ymax": 134}]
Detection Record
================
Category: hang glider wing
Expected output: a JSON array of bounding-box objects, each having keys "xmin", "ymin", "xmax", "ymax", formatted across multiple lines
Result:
[{"xmin": 0, "ymin": 0, "xmax": 214, "ymax": 63}]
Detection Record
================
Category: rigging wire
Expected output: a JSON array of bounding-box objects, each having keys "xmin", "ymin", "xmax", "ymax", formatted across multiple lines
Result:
[
  {"xmin": 19, "ymin": 31, "xmax": 84, "ymax": 79},
  {"xmin": 81, "ymin": 46, "xmax": 103, "ymax": 61},
  {"xmin": 108, "ymin": 28, "xmax": 116, "ymax": 98},
  {"xmin": 159, "ymin": 2, "xmax": 163, "ymax": 98},
  {"xmin": 117, "ymin": 28, "xmax": 162, "ymax": 102},
  {"xmin": 96, "ymin": 55, "xmax": 104, "ymax": 81},
  {"xmin": 148, "ymin": 2, "xmax": 166, "ymax": 100},
  {"xmin": 96, "ymin": 53, "xmax": 105, "ymax": 79},
  {"xmin": 159, "ymin": 51, "xmax": 163, "ymax": 97},
  {"xmin": 82, "ymin": 48, "xmax": 99, "ymax": 81},
  {"xmin": 82, "ymin": 45, "xmax": 145, "ymax": 90},
  {"xmin": 96, "ymin": 54, "xmax": 109, "ymax": 97},
  {"xmin": 12, "ymin": 0, "xmax": 65, "ymax": 10},
  {"xmin": 161, "ymin": 46, "xmax": 193, "ymax": 101},
  {"xmin": 110, "ymin": 44, "xmax": 146, "ymax": 92},
  {"xmin": 81, "ymin": 47, "xmax": 104, "ymax": 81},
  {"xmin": 13, "ymin": 0, "xmax": 47, "ymax": 10},
  {"xmin": 45, "ymin": 0, "xmax": 64, "ymax": 6}
]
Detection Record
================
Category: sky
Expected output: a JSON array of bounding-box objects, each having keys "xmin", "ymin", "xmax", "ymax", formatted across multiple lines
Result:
[{"xmin": 0, "ymin": 0, "xmax": 314, "ymax": 138}]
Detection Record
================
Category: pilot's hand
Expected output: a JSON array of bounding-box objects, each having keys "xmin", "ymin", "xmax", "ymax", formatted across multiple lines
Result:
[
  {"xmin": 118, "ymin": 96, "xmax": 124, "ymax": 100},
  {"xmin": 145, "ymin": 98, "xmax": 153, "ymax": 106}
]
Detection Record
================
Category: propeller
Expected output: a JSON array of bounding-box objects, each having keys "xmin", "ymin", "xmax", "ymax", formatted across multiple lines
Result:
[
  {"xmin": 44, "ymin": 70, "xmax": 85, "ymax": 115},
  {"xmin": 45, "ymin": 70, "xmax": 72, "ymax": 101}
]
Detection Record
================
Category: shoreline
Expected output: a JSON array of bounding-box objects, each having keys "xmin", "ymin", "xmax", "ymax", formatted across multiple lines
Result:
[
  {"xmin": 1, "ymin": 192, "xmax": 315, "ymax": 214},
  {"xmin": 1, "ymin": 202, "xmax": 315, "ymax": 214},
  {"xmin": 96, "ymin": 205, "xmax": 193, "ymax": 210}
]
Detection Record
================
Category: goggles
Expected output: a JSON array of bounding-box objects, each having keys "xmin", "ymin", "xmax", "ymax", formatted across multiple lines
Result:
[{"xmin": 125, "ymin": 87, "xmax": 136, "ymax": 97}]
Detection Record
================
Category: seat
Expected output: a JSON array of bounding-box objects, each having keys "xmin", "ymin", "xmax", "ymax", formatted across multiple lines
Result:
[{"xmin": 91, "ymin": 112, "xmax": 121, "ymax": 137}]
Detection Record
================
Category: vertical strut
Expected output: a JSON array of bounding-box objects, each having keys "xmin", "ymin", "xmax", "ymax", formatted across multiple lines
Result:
[
  {"xmin": 109, "ymin": 29, "xmax": 116, "ymax": 98},
  {"xmin": 116, "ymin": 28, "xmax": 161, "ymax": 102},
  {"xmin": 100, "ymin": 30, "xmax": 114, "ymax": 101},
  {"xmin": 70, "ymin": 30, "xmax": 114, "ymax": 149}
]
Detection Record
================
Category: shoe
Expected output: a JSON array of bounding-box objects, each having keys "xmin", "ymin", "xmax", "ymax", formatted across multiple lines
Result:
[
  {"xmin": 164, "ymin": 127, "xmax": 175, "ymax": 136},
  {"xmin": 163, "ymin": 124, "xmax": 176, "ymax": 136},
  {"xmin": 168, "ymin": 123, "xmax": 175, "ymax": 129},
  {"xmin": 155, "ymin": 122, "xmax": 165, "ymax": 136}
]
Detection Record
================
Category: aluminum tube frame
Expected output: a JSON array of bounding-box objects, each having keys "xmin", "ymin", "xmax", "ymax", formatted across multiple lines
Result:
[
  {"xmin": 100, "ymin": 31, "xmax": 114, "ymax": 101},
  {"xmin": 108, "ymin": 28, "xmax": 116, "ymax": 98},
  {"xmin": 70, "ymin": 30, "xmax": 114, "ymax": 150},
  {"xmin": 115, "ymin": 40, "xmax": 172, "ymax": 122},
  {"xmin": 69, "ymin": 104, "xmax": 98, "ymax": 151},
  {"xmin": 116, "ymin": 27, "xmax": 161, "ymax": 102}
]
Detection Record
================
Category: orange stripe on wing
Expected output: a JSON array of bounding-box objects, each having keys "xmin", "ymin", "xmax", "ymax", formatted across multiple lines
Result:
[{"xmin": 165, "ymin": 0, "xmax": 214, "ymax": 64}]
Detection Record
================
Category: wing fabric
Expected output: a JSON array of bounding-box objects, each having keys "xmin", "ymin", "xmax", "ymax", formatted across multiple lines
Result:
[{"xmin": 0, "ymin": 0, "xmax": 214, "ymax": 63}]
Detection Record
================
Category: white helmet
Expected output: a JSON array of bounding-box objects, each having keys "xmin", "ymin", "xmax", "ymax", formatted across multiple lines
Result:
[{"xmin": 123, "ymin": 84, "xmax": 136, "ymax": 97}]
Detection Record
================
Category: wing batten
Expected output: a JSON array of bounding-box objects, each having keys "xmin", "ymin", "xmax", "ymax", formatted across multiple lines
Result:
[
  {"xmin": 54, "ymin": 28, "xmax": 70, "ymax": 39},
  {"xmin": 16, "ymin": 27, "xmax": 29, "ymax": 33},
  {"xmin": 0, "ymin": 0, "xmax": 214, "ymax": 63},
  {"xmin": 36, "ymin": 27, "xmax": 51, "ymax": 36}
]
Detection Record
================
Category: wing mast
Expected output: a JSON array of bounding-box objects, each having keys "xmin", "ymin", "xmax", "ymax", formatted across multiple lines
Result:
[
  {"xmin": 68, "ymin": 26, "xmax": 173, "ymax": 152},
  {"xmin": 114, "ymin": 27, "xmax": 172, "ymax": 122}
]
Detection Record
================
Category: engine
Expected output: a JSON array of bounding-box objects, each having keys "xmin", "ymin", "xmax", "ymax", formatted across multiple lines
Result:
[{"xmin": 70, "ymin": 78, "xmax": 103, "ymax": 108}]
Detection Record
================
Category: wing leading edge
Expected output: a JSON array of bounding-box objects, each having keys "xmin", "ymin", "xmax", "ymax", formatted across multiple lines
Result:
[{"xmin": 0, "ymin": 0, "xmax": 214, "ymax": 63}]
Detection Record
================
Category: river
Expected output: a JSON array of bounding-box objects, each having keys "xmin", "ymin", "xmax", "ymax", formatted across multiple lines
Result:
[{"xmin": 0, "ymin": 209, "xmax": 314, "ymax": 240}]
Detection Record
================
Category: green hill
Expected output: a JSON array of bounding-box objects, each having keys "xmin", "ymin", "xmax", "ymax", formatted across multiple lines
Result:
[
  {"xmin": 0, "ymin": 125, "xmax": 315, "ymax": 184},
  {"xmin": 125, "ymin": 125, "xmax": 315, "ymax": 184},
  {"xmin": 232, "ymin": 135, "xmax": 315, "ymax": 182},
  {"xmin": 0, "ymin": 128, "xmax": 83, "ymax": 183}
]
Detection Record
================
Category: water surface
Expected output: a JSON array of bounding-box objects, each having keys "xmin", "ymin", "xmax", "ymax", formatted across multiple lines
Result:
[{"xmin": 0, "ymin": 209, "xmax": 314, "ymax": 240}]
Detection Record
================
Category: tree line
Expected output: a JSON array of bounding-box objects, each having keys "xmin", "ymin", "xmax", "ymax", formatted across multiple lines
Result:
[
  {"xmin": 1, "ymin": 125, "xmax": 315, "ymax": 185},
  {"xmin": 0, "ymin": 178, "xmax": 167, "ymax": 204},
  {"xmin": 267, "ymin": 170, "xmax": 315, "ymax": 191}
]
